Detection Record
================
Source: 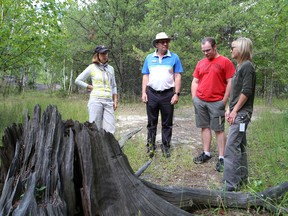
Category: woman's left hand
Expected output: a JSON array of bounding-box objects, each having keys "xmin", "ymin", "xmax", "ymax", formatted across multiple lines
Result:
[
  {"xmin": 228, "ymin": 110, "xmax": 237, "ymax": 125},
  {"xmin": 113, "ymin": 101, "xmax": 118, "ymax": 111}
]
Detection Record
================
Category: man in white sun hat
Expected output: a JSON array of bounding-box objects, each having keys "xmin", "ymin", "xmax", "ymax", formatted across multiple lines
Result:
[{"xmin": 141, "ymin": 32, "xmax": 184, "ymax": 158}]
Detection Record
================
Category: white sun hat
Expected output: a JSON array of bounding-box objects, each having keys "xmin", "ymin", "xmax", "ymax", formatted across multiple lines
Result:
[{"xmin": 152, "ymin": 32, "xmax": 171, "ymax": 48}]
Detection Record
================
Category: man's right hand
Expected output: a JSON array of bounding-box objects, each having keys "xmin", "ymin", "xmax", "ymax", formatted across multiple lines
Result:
[{"xmin": 142, "ymin": 93, "xmax": 148, "ymax": 103}]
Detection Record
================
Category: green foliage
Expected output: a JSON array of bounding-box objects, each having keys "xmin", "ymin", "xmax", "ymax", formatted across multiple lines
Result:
[
  {"xmin": 1, "ymin": 1, "xmax": 288, "ymax": 102},
  {"xmin": 0, "ymin": 0, "xmax": 69, "ymax": 69},
  {"xmin": 0, "ymin": 0, "xmax": 74, "ymax": 94},
  {"xmin": 247, "ymin": 0, "xmax": 288, "ymax": 101}
]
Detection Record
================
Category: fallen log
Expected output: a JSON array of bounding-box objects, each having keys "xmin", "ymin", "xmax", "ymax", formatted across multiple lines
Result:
[
  {"xmin": 142, "ymin": 180, "xmax": 288, "ymax": 214},
  {"xmin": 135, "ymin": 160, "xmax": 152, "ymax": 177},
  {"xmin": 118, "ymin": 127, "xmax": 142, "ymax": 148},
  {"xmin": 0, "ymin": 105, "xmax": 287, "ymax": 215}
]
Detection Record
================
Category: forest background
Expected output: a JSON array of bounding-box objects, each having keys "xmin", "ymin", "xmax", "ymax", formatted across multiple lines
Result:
[
  {"xmin": 0, "ymin": 1, "xmax": 288, "ymax": 214},
  {"xmin": 0, "ymin": 0, "xmax": 288, "ymax": 102}
]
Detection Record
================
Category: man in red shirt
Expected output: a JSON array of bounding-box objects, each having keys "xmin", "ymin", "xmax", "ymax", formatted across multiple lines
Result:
[{"xmin": 191, "ymin": 37, "xmax": 235, "ymax": 172}]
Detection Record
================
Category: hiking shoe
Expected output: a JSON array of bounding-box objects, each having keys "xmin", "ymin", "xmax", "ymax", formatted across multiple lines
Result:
[
  {"xmin": 147, "ymin": 146, "xmax": 156, "ymax": 158},
  {"xmin": 240, "ymin": 178, "xmax": 248, "ymax": 186},
  {"xmin": 160, "ymin": 145, "xmax": 171, "ymax": 158},
  {"xmin": 216, "ymin": 158, "xmax": 224, "ymax": 172},
  {"xmin": 193, "ymin": 152, "xmax": 211, "ymax": 164},
  {"xmin": 164, "ymin": 148, "xmax": 170, "ymax": 158}
]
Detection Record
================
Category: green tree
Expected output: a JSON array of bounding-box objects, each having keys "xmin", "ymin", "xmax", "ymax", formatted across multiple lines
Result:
[
  {"xmin": 2, "ymin": 0, "xmax": 287, "ymax": 100},
  {"xmin": 65, "ymin": 0, "xmax": 149, "ymax": 98},
  {"xmin": 246, "ymin": 0, "xmax": 288, "ymax": 103},
  {"xmin": 136, "ymin": 0, "xmax": 251, "ymax": 93},
  {"xmin": 0, "ymin": 0, "xmax": 70, "ymax": 92}
]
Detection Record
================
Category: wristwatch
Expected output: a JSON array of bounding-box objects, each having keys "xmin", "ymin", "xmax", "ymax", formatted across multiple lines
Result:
[{"xmin": 174, "ymin": 92, "xmax": 180, "ymax": 96}]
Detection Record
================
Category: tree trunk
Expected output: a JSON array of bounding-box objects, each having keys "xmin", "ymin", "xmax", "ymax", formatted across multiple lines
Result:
[
  {"xmin": 0, "ymin": 105, "xmax": 287, "ymax": 215},
  {"xmin": 68, "ymin": 68, "xmax": 73, "ymax": 95},
  {"xmin": 63, "ymin": 59, "xmax": 66, "ymax": 91}
]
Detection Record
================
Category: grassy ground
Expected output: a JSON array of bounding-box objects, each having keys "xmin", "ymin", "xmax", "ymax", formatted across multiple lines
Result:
[
  {"xmin": 0, "ymin": 92, "xmax": 287, "ymax": 215},
  {"xmin": 120, "ymin": 98, "xmax": 288, "ymax": 215}
]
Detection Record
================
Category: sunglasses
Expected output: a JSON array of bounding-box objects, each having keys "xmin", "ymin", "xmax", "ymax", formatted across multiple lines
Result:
[{"xmin": 158, "ymin": 40, "xmax": 170, "ymax": 44}]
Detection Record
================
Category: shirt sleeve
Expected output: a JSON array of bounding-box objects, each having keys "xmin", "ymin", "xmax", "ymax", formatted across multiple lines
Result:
[
  {"xmin": 173, "ymin": 54, "xmax": 184, "ymax": 73},
  {"xmin": 110, "ymin": 66, "xmax": 117, "ymax": 95},
  {"xmin": 75, "ymin": 65, "xmax": 92, "ymax": 88},
  {"xmin": 225, "ymin": 59, "xmax": 236, "ymax": 79},
  {"xmin": 241, "ymin": 63, "xmax": 255, "ymax": 97},
  {"xmin": 141, "ymin": 55, "xmax": 150, "ymax": 74},
  {"xmin": 192, "ymin": 62, "xmax": 200, "ymax": 78}
]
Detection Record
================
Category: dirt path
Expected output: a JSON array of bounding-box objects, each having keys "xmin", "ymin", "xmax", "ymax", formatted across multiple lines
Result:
[{"xmin": 116, "ymin": 104, "xmax": 224, "ymax": 189}]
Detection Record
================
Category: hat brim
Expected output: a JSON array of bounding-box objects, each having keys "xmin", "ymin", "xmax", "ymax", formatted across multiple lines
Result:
[
  {"xmin": 98, "ymin": 48, "xmax": 109, "ymax": 53},
  {"xmin": 152, "ymin": 38, "xmax": 171, "ymax": 48}
]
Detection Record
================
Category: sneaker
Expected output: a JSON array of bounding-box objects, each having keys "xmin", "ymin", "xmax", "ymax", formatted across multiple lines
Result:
[
  {"xmin": 217, "ymin": 185, "xmax": 237, "ymax": 192},
  {"xmin": 216, "ymin": 158, "xmax": 224, "ymax": 172},
  {"xmin": 193, "ymin": 152, "xmax": 211, "ymax": 164}
]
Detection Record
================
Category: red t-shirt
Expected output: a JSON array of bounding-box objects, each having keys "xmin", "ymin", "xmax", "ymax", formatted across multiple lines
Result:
[{"xmin": 193, "ymin": 55, "xmax": 235, "ymax": 102}]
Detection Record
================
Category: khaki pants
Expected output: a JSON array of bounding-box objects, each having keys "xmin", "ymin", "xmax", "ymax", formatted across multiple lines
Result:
[{"xmin": 88, "ymin": 98, "xmax": 115, "ymax": 134}]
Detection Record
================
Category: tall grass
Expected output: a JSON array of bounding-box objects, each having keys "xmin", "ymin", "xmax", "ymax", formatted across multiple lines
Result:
[
  {"xmin": 0, "ymin": 91, "xmax": 89, "ymax": 140},
  {"xmin": 248, "ymin": 103, "xmax": 288, "ymax": 191},
  {"xmin": 244, "ymin": 100, "xmax": 288, "ymax": 215}
]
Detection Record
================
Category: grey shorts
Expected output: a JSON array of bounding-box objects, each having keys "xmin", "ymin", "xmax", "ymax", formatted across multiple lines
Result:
[{"xmin": 192, "ymin": 96, "xmax": 225, "ymax": 131}]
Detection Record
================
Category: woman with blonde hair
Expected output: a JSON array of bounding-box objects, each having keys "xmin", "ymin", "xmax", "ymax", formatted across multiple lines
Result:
[
  {"xmin": 223, "ymin": 37, "xmax": 256, "ymax": 191},
  {"xmin": 75, "ymin": 45, "xmax": 118, "ymax": 134}
]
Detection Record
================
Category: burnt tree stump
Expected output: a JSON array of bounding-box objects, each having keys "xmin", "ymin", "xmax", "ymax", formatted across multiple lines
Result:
[
  {"xmin": 0, "ymin": 105, "xmax": 287, "ymax": 215},
  {"xmin": 0, "ymin": 105, "xmax": 191, "ymax": 215}
]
